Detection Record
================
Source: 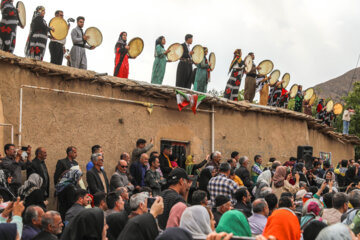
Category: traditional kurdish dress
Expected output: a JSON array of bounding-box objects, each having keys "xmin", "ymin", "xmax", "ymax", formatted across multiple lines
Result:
[
  {"xmin": 114, "ymin": 32, "xmax": 129, "ymax": 78},
  {"xmin": 268, "ymin": 83, "xmax": 282, "ymax": 107},
  {"xmin": 224, "ymin": 55, "xmax": 245, "ymax": 101},
  {"xmin": 278, "ymin": 88, "xmax": 289, "ymax": 108},
  {"xmin": 0, "ymin": 0, "xmax": 19, "ymax": 53},
  {"xmin": 294, "ymin": 90, "xmax": 304, "ymax": 112},
  {"xmin": 244, "ymin": 62, "xmax": 257, "ymax": 102},
  {"xmin": 25, "ymin": 8, "xmax": 51, "ymax": 61},
  {"xmin": 70, "ymin": 26, "xmax": 91, "ymax": 69},
  {"xmin": 176, "ymin": 42, "xmax": 193, "ymax": 88},
  {"xmin": 151, "ymin": 39, "xmax": 167, "ymax": 84},
  {"xmin": 193, "ymin": 56, "xmax": 210, "ymax": 93}
]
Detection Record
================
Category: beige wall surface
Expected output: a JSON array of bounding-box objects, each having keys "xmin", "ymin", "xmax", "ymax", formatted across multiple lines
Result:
[{"xmin": 0, "ymin": 63, "xmax": 355, "ymax": 202}]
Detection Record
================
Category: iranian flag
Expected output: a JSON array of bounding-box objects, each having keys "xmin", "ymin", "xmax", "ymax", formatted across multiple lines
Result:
[{"xmin": 176, "ymin": 90, "xmax": 206, "ymax": 114}]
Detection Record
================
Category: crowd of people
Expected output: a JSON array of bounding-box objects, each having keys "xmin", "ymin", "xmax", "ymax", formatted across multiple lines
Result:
[{"xmin": 0, "ymin": 139, "xmax": 360, "ymax": 240}]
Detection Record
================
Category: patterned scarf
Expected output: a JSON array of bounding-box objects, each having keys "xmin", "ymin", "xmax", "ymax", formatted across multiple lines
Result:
[
  {"xmin": 228, "ymin": 50, "xmax": 242, "ymax": 74},
  {"xmin": 55, "ymin": 169, "xmax": 83, "ymax": 194},
  {"xmin": 114, "ymin": 32, "xmax": 127, "ymax": 53}
]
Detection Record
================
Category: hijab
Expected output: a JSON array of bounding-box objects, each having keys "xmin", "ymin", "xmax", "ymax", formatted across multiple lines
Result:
[
  {"xmin": 155, "ymin": 36, "xmax": 164, "ymax": 48},
  {"xmin": 303, "ymin": 220, "xmax": 327, "ymax": 240},
  {"xmin": 216, "ymin": 210, "xmax": 251, "ymax": 237},
  {"xmin": 114, "ymin": 32, "xmax": 127, "ymax": 53},
  {"xmin": 198, "ymin": 167, "xmax": 213, "ymax": 191},
  {"xmin": 55, "ymin": 168, "xmax": 83, "ymax": 194},
  {"xmin": 0, "ymin": 223, "xmax": 17, "ymax": 240},
  {"xmin": 228, "ymin": 49, "xmax": 242, "ymax": 74},
  {"xmin": 300, "ymin": 198, "xmax": 324, "ymax": 229},
  {"xmin": 179, "ymin": 205, "xmax": 212, "ymax": 240},
  {"xmin": 253, "ymin": 170, "xmax": 272, "ymax": 197},
  {"xmin": 118, "ymin": 213, "xmax": 158, "ymax": 240},
  {"xmin": 273, "ymin": 166, "xmax": 287, "ymax": 188},
  {"xmin": 106, "ymin": 211, "xmax": 128, "ymax": 240},
  {"xmin": 18, "ymin": 173, "xmax": 43, "ymax": 198},
  {"xmin": 1, "ymin": 0, "xmax": 12, "ymax": 9},
  {"xmin": 61, "ymin": 208, "xmax": 104, "ymax": 240},
  {"xmin": 166, "ymin": 202, "xmax": 187, "ymax": 228},
  {"xmin": 156, "ymin": 227, "xmax": 193, "ymax": 240},
  {"xmin": 263, "ymin": 208, "xmax": 301, "ymax": 240},
  {"xmin": 315, "ymin": 223, "xmax": 353, "ymax": 240}
]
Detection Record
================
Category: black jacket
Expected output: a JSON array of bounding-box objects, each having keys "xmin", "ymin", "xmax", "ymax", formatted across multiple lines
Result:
[
  {"xmin": 27, "ymin": 158, "xmax": 50, "ymax": 198},
  {"xmin": 86, "ymin": 167, "xmax": 110, "ymax": 195},
  {"xmin": 33, "ymin": 231, "xmax": 58, "ymax": 240},
  {"xmin": 54, "ymin": 158, "xmax": 78, "ymax": 185},
  {"xmin": 235, "ymin": 166, "xmax": 253, "ymax": 189},
  {"xmin": 159, "ymin": 153, "xmax": 172, "ymax": 179}
]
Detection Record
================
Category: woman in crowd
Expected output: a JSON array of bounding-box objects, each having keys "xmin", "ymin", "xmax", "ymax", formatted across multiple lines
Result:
[
  {"xmin": 185, "ymin": 155, "xmax": 208, "ymax": 176},
  {"xmin": 198, "ymin": 166, "xmax": 215, "ymax": 198},
  {"xmin": 193, "ymin": 47, "xmax": 211, "ymax": 93},
  {"xmin": 151, "ymin": 36, "xmax": 170, "ymax": 85},
  {"xmin": 253, "ymin": 169, "xmax": 272, "ymax": 198},
  {"xmin": 106, "ymin": 211, "xmax": 128, "ymax": 240},
  {"xmin": 179, "ymin": 205, "xmax": 213, "ymax": 240},
  {"xmin": 303, "ymin": 220, "xmax": 327, "ymax": 240},
  {"xmin": 316, "ymin": 223, "xmax": 357, "ymax": 240},
  {"xmin": 216, "ymin": 210, "xmax": 252, "ymax": 237},
  {"xmin": 114, "ymin": 32, "xmax": 130, "ymax": 78},
  {"xmin": 156, "ymin": 228, "xmax": 193, "ymax": 240},
  {"xmin": 271, "ymin": 166, "xmax": 300, "ymax": 199},
  {"xmin": 300, "ymin": 198, "xmax": 324, "ymax": 229},
  {"xmin": 0, "ymin": 169, "xmax": 15, "ymax": 201},
  {"xmin": 18, "ymin": 173, "xmax": 46, "ymax": 209},
  {"xmin": 166, "ymin": 202, "xmax": 187, "ymax": 228}
]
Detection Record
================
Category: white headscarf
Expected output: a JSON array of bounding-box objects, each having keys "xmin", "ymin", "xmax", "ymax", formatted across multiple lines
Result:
[
  {"xmin": 18, "ymin": 173, "xmax": 43, "ymax": 197},
  {"xmin": 179, "ymin": 205, "xmax": 212, "ymax": 240}
]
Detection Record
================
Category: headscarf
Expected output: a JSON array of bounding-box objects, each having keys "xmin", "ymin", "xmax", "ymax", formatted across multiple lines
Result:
[
  {"xmin": 257, "ymin": 170, "xmax": 272, "ymax": 185},
  {"xmin": 179, "ymin": 205, "xmax": 212, "ymax": 240},
  {"xmin": 166, "ymin": 202, "xmax": 187, "ymax": 228},
  {"xmin": 300, "ymin": 198, "xmax": 324, "ymax": 229},
  {"xmin": 263, "ymin": 208, "xmax": 301, "ymax": 240},
  {"xmin": 198, "ymin": 167, "xmax": 213, "ymax": 192},
  {"xmin": 303, "ymin": 220, "xmax": 327, "ymax": 240},
  {"xmin": 106, "ymin": 211, "xmax": 128, "ymax": 240},
  {"xmin": 118, "ymin": 213, "xmax": 159, "ymax": 240},
  {"xmin": 216, "ymin": 210, "xmax": 251, "ymax": 237},
  {"xmin": 185, "ymin": 155, "xmax": 194, "ymax": 166},
  {"xmin": 32, "ymin": 6, "xmax": 45, "ymax": 20},
  {"xmin": 0, "ymin": 223, "xmax": 17, "ymax": 240},
  {"xmin": 228, "ymin": 49, "xmax": 242, "ymax": 74},
  {"xmin": 114, "ymin": 32, "xmax": 127, "ymax": 53},
  {"xmin": 315, "ymin": 223, "xmax": 353, "ymax": 240},
  {"xmin": 273, "ymin": 166, "xmax": 287, "ymax": 188},
  {"xmin": 55, "ymin": 168, "xmax": 83, "ymax": 194},
  {"xmin": 61, "ymin": 208, "xmax": 104, "ymax": 240},
  {"xmin": 155, "ymin": 36, "xmax": 164, "ymax": 48},
  {"xmin": 0, "ymin": 170, "xmax": 15, "ymax": 201},
  {"xmin": 156, "ymin": 227, "xmax": 193, "ymax": 240},
  {"xmin": 18, "ymin": 173, "xmax": 43, "ymax": 198},
  {"xmin": 1, "ymin": 0, "xmax": 13, "ymax": 9}
]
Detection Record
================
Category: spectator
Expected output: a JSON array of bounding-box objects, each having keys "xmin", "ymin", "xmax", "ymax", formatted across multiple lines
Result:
[
  {"xmin": 105, "ymin": 191, "xmax": 124, "ymax": 217},
  {"xmin": 128, "ymin": 192, "xmax": 148, "ymax": 219},
  {"xmin": 0, "ymin": 169, "xmax": 16, "ymax": 201},
  {"xmin": 227, "ymin": 159, "xmax": 237, "ymax": 170},
  {"xmin": 248, "ymin": 198, "xmax": 269, "ymax": 235},
  {"xmin": 86, "ymin": 153, "xmax": 109, "ymax": 194},
  {"xmin": 27, "ymin": 147, "xmax": 50, "ymax": 198},
  {"xmin": 106, "ymin": 211, "xmax": 128, "ymax": 240},
  {"xmin": 159, "ymin": 145, "xmax": 173, "ymax": 179},
  {"xmin": 110, "ymin": 159, "xmax": 134, "ymax": 192},
  {"xmin": 131, "ymin": 138, "xmax": 154, "ymax": 164},
  {"xmin": 145, "ymin": 156, "xmax": 165, "ymax": 196},
  {"xmin": 278, "ymin": 196, "xmax": 295, "ymax": 211},
  {"xmin": 231, "ymin": 151, "xmax": 240, "ymax": 167},
  {"xmin": 253, "ymin": 170, "xmax": 272, "ymax": 198},
  {"xmin": 158, "ymin": 168, "xmax": 189, "ymax": 230},
  {"xmin": 322, "ymin": 192, "xmax": 348, "ymax": 225},
  {"xmin": 234, "ymin": 187, "xmax": 252, "ymax": 218},
  {"xmin": 334, "ymin": 160, "xmax": 348, "ymax": 189},
  {"xmin": 64, "ymin": 189, "xmax": 90, "ymax": 224},
  {"xmin": 166, "ymin": 202, "xmax": 187, "ymax": 228},
  {"xmin": 191, "ymin": 190, "xmax": 208, "ymax": 206},
  {"xmin": 302, "ymin": 220, "xmax": 327, "ymax": 240},
  {"xmin": 54, "ymin": 146, "xmax": 78, "ymax": 185},
  {"xmin": 235, "ymin": 156, "xmax": 253, "ymax": 189},
  {"xmin": 33, "ymin": 211, "xmax": 63, "ymax": 240},
  {"xmin": 120, "ymin": 152, "xmax": 131, "ymax": 164},
  {"xmin": 283, "ymin": 157, "xmax": 296, "ymax": 167},
  {"xmin": 229, "ymin": 169, "xmax": 244, "ymax": 187},
  {"xmin": 86, "ymin": 145, "xmax": 103, "ymax": 171},
  {"xmin": 206, "ymin": 151, "xmax": 222, "ymax": 173},
  {"xmin": 130, "ymin": 153, "xmax": 149, "ymax": 190},
  {"xmin": 0, "ymin": 197, "xmax": 25, "ymax": 238},
  {"xmin": 179, "ymin": 206, "xmax": 213, "ymax": 239},
  {"xmin": 208, "ymin": 163, "xmax": 239, "ymax": 206},
  {"xmin": 212, "ymin": 195, "xmax": 232, "ymax": 226},
  {"xmin": 156, "ymin": 227, "xmax": 193, "ymax": 240},
  {"xmin": 264, "ymin": 193, "xmax": 278, "ymax": 216},
  {"xmin": 22, "ymin": 205, "xmax": 44, "ymax": 240},
  {"xmin": 185, "ymin": 155, "xmax": 208, "ymax": 176},
  {"xmin": 300, "ymin": 198, "xmax": 324, "ymax": 229},
  {"xmin": 316, "ymin": 223, "xmax": 356, "ymax": 240},
  {"xmin": 342, "ymin": 190, "xmax": 360, "ymax": 224},
  {"xmin": 93, "ymin": 192, "xmax": 107, "ymax": 211},
  {"xmin": 251, "ymin": 155, "xmax": 264, "ymax": 183},
  {"xmin": 18, "ymin": 173, "xmax": 46, "ymax": 209},
  {"xmin": 115, "ymin": 187, "xmax": 131, "ymax": 213},
  {"xmin": 216, "ymin": 210, "xmax": 252, "ymax": 238},
  {"xmin": 198, "ymin": 167, "xmax": 215, "ymax": 198},
  {"xmin": 271, "ymin": 166, "xmax": 300, "ymax": 199}
]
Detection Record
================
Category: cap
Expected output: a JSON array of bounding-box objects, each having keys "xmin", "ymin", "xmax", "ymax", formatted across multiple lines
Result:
[
  {"xmin": 215, "ymin": 195, "xmax": 230, "ymax": 207},
  {"xmin": 168, "ymin": 168, "xmax": 189, "ymax": 182}
]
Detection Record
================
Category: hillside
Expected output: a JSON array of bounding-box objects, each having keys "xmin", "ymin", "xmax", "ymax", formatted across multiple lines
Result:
[{"xmin": 314, "ymin": 67, "xmax": 360, "ymax": 102}]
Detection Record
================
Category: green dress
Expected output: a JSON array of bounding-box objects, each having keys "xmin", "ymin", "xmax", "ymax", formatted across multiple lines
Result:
[
  {"xmin": 193, "ymin": 57, "xmax": 209, "ymax": 93},
  {"xmin": 294, "ymin": 91, "xmax": 304, "ymax": 112},
  {"xmin": 151, "ymin": 44, "xmax": 167, "ymax": 84}
]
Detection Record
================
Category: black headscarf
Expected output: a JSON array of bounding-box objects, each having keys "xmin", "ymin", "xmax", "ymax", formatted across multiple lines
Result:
[
  {"xmin": 117, "ymin": 213, "xmax": 158, "ymax": 240},
  {"xmin": 106, "ymin": 211, "xmax": 128, "ymax": 240},
  {"xmin": 198, "ymin": 167, "xmax": 213, "ymax": 192},
  {"xmin": 114, "ymin": 32, "xmax": 127, "ymax": 53},
  {"xmin": 0, "ymin": 223, "xmax": 17, "ymax": 240},
  {"xmin": 346, "ymin": 166, "xmax": 358, "ymax": 186},
  {"xmin": 60, "ymin": 208, "xmax": 104, "ymax": 240},
  {"xmin": 155, "ymin": 36, "xmax": 164, "ymax": 48},
  {"xmin": 303, "ymin": 220, "xmax": 327, "ymax": 240},
  {"xmin": 156, "ymin": 227, "xmax": 193, "ymax": 240}
]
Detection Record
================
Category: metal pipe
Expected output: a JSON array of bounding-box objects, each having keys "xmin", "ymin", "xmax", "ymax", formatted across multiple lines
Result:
[
  {"xmin": 0, "ymin": 123, "xmax": 14, "ymax": 144},
  {"xmin": 211, "ymin": 104, "xmax": 215, "ymax": 152},
  {"xmin": 19, "ymin": 87, "xmax": 23, "ymax": 147}
]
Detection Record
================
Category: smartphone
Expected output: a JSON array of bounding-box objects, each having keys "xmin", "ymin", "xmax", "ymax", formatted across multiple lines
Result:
[
  {"xmin": 21, "ymin": 146, "xmax": 28, "ymax": 151},
  {"xmin": 147, "ymin": 197, "xmax": 156, "ymax": 209}
]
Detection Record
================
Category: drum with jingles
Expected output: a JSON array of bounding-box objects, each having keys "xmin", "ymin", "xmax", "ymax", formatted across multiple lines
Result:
[
  {"xmin": 258, "ymin": 60, "xmax": 274, "ymax": 76},
  {"xmin": 16, "ymin": 1, "xmax": 26, "ymax": 28},
  {"xmin": 244, "ymin": 54, "xmax": 253, "ymax": 73},
  {"xmin": 269, "ymin": 70, "xmax": 280, "ymax": 86},
  {"xmin": 167, "ymin": 43, "xmax": 183, "ymax": 62},
  {"xmin": 326, "ymin": 100, "xmax": 334, "ymax": 112},
  {"xmin": 333, "ymin": 103, "xmax": 344, "ymax": 115},
  {"xmin": 209, "ymin": 52, "xmax": 216, "ymax": 71},
  {"xmin": 304, "ymin": 88, "xmax": 314, "ymax": 101},
  {"xmin": 85, "ymin": 27, "xmax": 103, "ymax": 47},
  {"xmin": 191, "ymin": 45, "xmax": 204, "ymax": 64},
  {"xmin": 281, "ymin": 73, "xmax": 290, "ymax": 89},
  {"xmin": 128, "ymin": 37, "xmax": 144, "ymax": 58},
  {"xmin": 289, "ymin": 84, "xmax": 298, "ymax": 99},
  {"xmin": 309, "ymin": 93, "xmax": 317, "ymax": 106},
  {"xmin": 49, "ymin": 17, "xmax": 68, "ymax": 40}
]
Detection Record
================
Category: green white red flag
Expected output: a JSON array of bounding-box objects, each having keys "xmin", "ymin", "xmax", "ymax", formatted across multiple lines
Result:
[{"xmin": 175, "ymin": 90, "xmax": 206, "ymax": 114}]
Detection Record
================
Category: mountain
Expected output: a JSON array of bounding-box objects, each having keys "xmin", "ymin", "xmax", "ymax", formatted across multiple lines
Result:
[{"xmin": 314, "ymin": 67, "xmax": 360, "ymax": 102}]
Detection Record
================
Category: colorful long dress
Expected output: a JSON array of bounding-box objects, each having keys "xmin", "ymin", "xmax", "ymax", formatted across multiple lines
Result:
[
  {"xmin": 224, "ymin": 58, "xmax": 245, "ymax": 101},
  {"xmin": 0, "ymin": 0, "xmax": 19, "ymax": 53},
  {"xmin": 268, "ymin": 84, "xmax": 282, "ymax": 107},
  {"xmin": 114, "ymin": 32, "xmax": 129, "ymax": 78},
  {"xmin": 193, "ymin": 57, "xmax": 210, "ymax": 93},
  {"xmin": 294, "ymin": 91, "xmax": 304, "ymax": 112},
  {"xmin": 25, "ymin": 14, "xmax": 50, "ymax": 60},
  {"xmin": 279, "ymin": 88, "xmax": 289, "ymax": 108},
  {"xmin": 151, "ymin": 44, "xmax": 167, "ymax": 84}
]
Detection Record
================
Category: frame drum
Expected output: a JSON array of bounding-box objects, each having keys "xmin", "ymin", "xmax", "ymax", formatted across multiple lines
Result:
[
  {"xmin": 192, "ymin": 45, "xmax": 204, "ymax": 64},
  {"xmin": 167, "ymin": 43, "xmax": 183, "ymax": 62},
  {"xmin": 49, "ymin": 17, "xmax": 68, "ymax": 40},
  {"xmin": 281, "ymin": 73, "xmax": 290, "ymax": 89},
  {"xmin": 128, "ymin": 37, "xmax": 144, "ymax": 58},
  {"xmin": 333, "ymin": 103, "xmax": 344, "ymax": 115},
  {"xmin": 16, "ymin": 1, "xmax": 26, "ymax": 28},
  {"xmin": 289, "ymin": 84, "xmax": 298, "ymax": 99},
  {"xmin": 209, "ymin": 52, "xmax": 216, "ymax": 71},
  {"xmin": 269, "ymin": 70, "xmax": 280, "ymax": 86},
  {"xmin": 85, "ymin": 27, "xmax": 103, "ymax": 47},
  {"xmin": 309, "ymin": 93, "xmax": 316, "ymax": 106},
  {"xmin": 244, "ymin": 55, "xmax": 253, "ymax": 73},
  {"xmin": 258, "ymin": 60, "xmax": 274, "ymax": 76},
  {"xmin": 326, "ymin": 100, "xmax": 334, "ymax": 112},
  {"xmin": 304, "ymin": 88, "xmax": 314, "ymax": 101}
]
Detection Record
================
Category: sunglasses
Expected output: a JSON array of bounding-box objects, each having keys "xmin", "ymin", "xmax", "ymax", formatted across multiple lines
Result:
[{"xmin": 120, "ymin": 165, "xmax": 128, "ymax": 168}]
